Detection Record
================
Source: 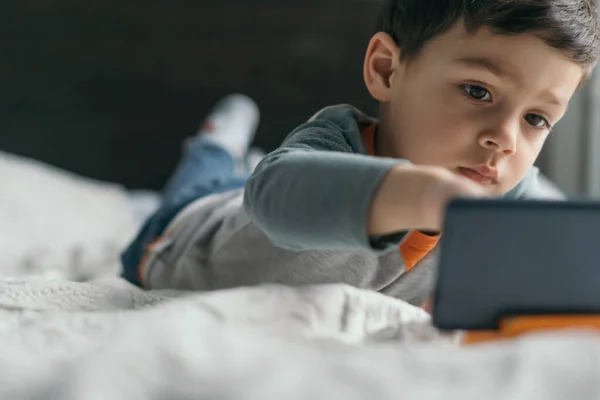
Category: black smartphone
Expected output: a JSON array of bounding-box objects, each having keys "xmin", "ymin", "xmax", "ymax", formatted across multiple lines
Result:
[{"xmin": 432, "ymin": 199, "xmax": 600, "ymax": 331}]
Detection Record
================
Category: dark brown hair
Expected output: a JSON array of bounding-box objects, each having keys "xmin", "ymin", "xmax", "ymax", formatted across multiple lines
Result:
[{"xmin": 375, "ymin": 0, "xmax": 600, "ymax": 75}]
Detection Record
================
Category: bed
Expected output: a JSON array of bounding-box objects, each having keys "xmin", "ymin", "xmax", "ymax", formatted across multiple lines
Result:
[{"xmin": 1, "ymin": 150, "xmax": 596, "ymax": 400}]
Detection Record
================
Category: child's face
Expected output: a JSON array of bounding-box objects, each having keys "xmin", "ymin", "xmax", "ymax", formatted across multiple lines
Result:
[{"xmin": 368, "ymin": 23, "xmax": 583, "ymax": 195}]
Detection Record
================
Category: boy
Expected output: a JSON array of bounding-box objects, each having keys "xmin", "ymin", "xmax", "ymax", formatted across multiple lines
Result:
[{"xmin": 122, "ymin": 0, "xmax": 600, "ymax": 307}]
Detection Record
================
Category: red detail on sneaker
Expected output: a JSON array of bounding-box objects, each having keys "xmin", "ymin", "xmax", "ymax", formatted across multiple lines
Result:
[{"xmin": 202, "ymin": 120, "xmax": 215, "ymax": 132}]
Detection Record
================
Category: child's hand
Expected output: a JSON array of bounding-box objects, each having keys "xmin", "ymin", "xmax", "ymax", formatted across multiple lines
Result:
[
  {"xmin": 418, "ymin": 165, "xmax": 491, "ymax": 230},
  {"xmin": 368, "ymin": 164, "xmax": 489, "ymax": 235}
]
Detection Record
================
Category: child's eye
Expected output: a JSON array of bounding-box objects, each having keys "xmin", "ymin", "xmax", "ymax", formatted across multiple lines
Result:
[
  {"xmin": 461, "ymin": 84, "xmax": 492, "ymax": 102},
  {"xmin": 524, "ymin": 113, "xmax": 551, "ymax": 130}
]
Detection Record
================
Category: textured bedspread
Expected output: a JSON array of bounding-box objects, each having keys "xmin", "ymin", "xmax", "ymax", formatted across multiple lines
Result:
[{"xmin": 1, "ymin": 277, "xmax": 599, "ymax": 400}]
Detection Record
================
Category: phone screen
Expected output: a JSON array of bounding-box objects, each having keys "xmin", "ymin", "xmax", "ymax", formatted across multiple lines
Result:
[{"xmin": 432, "ymin": 199, "xmax": 600, "ymax": 331}]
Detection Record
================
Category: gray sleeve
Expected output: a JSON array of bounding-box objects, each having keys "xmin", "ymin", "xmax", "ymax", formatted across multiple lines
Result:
[
  {"xmin": 243, "ymin": 120, "xmax": 406, "ymax": 252},
  {"xmin": 506, "ymin": 167, "xmax": 566, "ymax": 200},
  {"xmin": 534, "ymin": 174, "xmax": 566, "ymax": 199}
]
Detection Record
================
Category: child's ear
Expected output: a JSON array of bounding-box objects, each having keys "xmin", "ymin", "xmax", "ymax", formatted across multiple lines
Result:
[{"xmin": 363, "ymin": 32, "xmax": 401, "ymax": 102}]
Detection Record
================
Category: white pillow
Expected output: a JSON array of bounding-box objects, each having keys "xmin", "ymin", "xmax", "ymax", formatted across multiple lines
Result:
[{"xmin": 0, "ymin": 151, "xmax": 138, "ymax": 280}]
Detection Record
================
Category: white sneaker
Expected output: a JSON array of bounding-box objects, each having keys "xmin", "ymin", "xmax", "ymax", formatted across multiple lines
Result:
[{"xmin": 194, "ymin": 94, "xmax": 260, "ymax": 159}]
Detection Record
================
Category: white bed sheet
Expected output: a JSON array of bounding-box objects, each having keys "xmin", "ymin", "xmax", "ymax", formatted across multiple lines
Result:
[
  {"xmin": 2, "ymin": 150, "xmax": 596, "ymax": 400},
  {"xmin": 1, "ymin": 277, "xmax": 600, "ymax": 400}
]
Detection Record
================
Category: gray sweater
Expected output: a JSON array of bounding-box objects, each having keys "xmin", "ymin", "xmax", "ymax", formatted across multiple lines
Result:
[{"xmin": 140, "ymin": 105, "xmax": 543, "ymax": 305}]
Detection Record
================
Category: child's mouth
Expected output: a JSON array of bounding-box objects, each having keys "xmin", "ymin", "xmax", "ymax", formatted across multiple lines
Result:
[{"xmin": 456, "ymin": 166, "xmax": 498, "ymax": 186}]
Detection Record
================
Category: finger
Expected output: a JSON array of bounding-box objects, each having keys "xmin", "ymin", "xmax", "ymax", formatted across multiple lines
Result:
[{"xmin": 421, "ymin": 172, "xmax": 490, "ymax": 229}]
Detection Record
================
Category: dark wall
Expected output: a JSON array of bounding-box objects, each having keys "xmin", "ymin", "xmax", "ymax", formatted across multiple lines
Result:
[{"xmin": 1, "ymin": 0, "xmax": 380, "ymax": 189}]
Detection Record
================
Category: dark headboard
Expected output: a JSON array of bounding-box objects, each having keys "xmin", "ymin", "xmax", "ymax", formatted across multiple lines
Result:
[{"xmin": 1, "ymin": 0, "xmax": 380, "ymax": 189}]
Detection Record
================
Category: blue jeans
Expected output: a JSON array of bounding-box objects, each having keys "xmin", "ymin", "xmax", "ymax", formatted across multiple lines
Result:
[{"xmin": 121, "ymin": 140, "xmax": 247, "ymax": 286}]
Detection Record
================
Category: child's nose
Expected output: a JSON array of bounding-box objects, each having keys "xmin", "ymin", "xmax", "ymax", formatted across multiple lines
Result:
[{"xmin": 477, "ymin": 118, "xmax": 519, "ymax": 156}]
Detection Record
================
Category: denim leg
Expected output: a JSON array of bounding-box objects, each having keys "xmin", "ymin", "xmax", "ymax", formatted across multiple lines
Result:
[{"xmin": 121, "ymin": 141, "xmax": 247, "ymax": 286}]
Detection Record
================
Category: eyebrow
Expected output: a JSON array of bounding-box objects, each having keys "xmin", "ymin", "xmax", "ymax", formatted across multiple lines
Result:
[
  {"xmin": 456, "ymin": 56, "xmax": 521, "ymax": 84},
  {"xmin": 456, "ymin": 56, "xmax": 567, "ymax": 108},
  {"xmin": 539, "ymin": 90, "xmax": 567, "ymax": 108}
]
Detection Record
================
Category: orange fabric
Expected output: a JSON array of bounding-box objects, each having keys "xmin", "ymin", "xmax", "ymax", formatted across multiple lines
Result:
[
  {"xmin": 465, "ymin": 315, "xmax": 600, "ymax": 344},
  {"xmin": 399, "ymin": 231, "xmax": 440, "ymax": 271},
  {"xmin": 362, "ymin": 124, "xmax": 377, "ymax": 156},
  {"xmin": 360, "ymin": 124, "xmax": 440, "ymax": 271},
  {"xmin": 138, "ymin": 237, "xmax": 163, "ymax": 286},
  {"xmin": 137, "ymin": 215, "xmax": 188, "ymax": 287}
]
